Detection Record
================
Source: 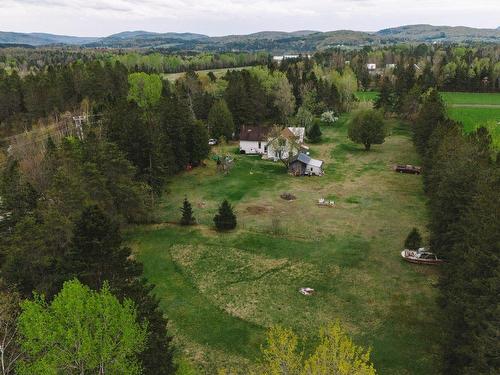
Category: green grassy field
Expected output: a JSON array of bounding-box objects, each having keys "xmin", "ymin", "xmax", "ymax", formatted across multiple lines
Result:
[
  {"xmin": 127, "ymin": 118, "xmax": 442, "ymax": 374},
  {"xmin": 441, "ymin": 91, "xmax": 500, "ymax": 106},
  {"xmin": 355, "ymin": 91, "xmax": 379, "ymax": 101},
  {"xmin": 443, "ymin": 92, "xmax": 500, "ymax": 148},
  {"xmin": 356, "ymin": 91, "xmax": 500, "ymax": 148},
  {"xmin": 163, "ymin": 66, "xmax": 252, "ymax": 82}
]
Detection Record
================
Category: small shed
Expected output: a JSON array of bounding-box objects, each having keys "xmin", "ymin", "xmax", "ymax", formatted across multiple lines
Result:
[{"xmin": 289, "ymin": 153, "xmax": 324, "ymax": 176}]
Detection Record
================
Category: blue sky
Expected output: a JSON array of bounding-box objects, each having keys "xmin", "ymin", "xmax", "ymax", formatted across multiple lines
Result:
[{"xmin": 1, "ymin": 0, "xmax": 499, "ymax": 36}]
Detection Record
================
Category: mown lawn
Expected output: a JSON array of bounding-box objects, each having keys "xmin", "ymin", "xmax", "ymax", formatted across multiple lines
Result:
[
  {"xmin": 127, "ymin": 117, "xmax": 443, "ymax": 374},
  {"xmin": 441, "ymin": 91, "xmax": 500, "ymax": 106},
  {"xmin": 444, "ymin": 92, "xmax": 500, "ymax": 149},
  {"xmin": 355, "ymin": 91, "xmax": 379, "ymax": 101}
]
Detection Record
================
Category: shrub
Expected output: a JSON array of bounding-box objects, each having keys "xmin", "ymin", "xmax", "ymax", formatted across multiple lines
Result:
[{"xmin": 405, "ymin": 227, "xmax": 422, "ymax": 250}]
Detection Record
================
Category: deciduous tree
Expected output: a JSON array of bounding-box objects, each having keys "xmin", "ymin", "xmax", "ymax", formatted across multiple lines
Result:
[
  {"xmin": 17, "ymin": 279, "xmax": 147, "ymax": 375},
  {"xmin": 348, "ymin": 109, "xmax": 386, "ymax": 151}
]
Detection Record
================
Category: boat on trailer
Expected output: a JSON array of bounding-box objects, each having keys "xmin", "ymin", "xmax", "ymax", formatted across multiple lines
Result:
[{"xmin": 401, "ymin": 248, "xmax": 444, "ymax": 265}]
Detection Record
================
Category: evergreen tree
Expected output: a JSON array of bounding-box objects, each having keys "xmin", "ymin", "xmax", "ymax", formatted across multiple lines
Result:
[
  {"xmin": 374, "ymin": 77, "xmax": 394, "ymax": 113},
  {"xmin": 307, "ymin": 121, "xmax": 322, "ymax": 143},
  {"xmin": 67, "ymin": 205, "xmax": 139, "ymax": 291},
  {"xmin": 180, "ymin": 197, "xmax": 195, "ymax": 225},
  {"xmin": 187, "ymin": 120, "xmax": 210, "ymax": 166},
  {"xmin": 404, "ymin": 228, "xmax": 422, "ymax": 250},
  {"xmin": 213, "ymin": 199, "xmax": 237, "ymax": 231},
  {"xmin": 413, "ymin": 89, "xmax": 446, "ymax": 155},
  {"xmin": 207, "ymin": 99, "xmax": 235, "ymax": 140}
]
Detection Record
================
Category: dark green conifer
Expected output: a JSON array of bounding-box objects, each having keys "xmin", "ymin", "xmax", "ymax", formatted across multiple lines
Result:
[
  {"xmin": 213, "ymin": 199, "xmax": 237, "ymax": 231},
  {"xmin": 404, "ymin": 228, "xmax": 422, "ymax": 250},
  {"xmin": 180, "ymin": 197, "xmax": 195, "ymax": 226},
  {"xmin": 307, "ymin": 121, "xmax": 323, "ymax": 143}
]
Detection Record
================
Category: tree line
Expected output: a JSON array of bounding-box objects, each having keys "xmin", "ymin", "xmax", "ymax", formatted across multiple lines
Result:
[
  {"xmin": 316, "ymin": 43, "xmax": 500, "ymax": 92},
  {"xmin": 378, "ymin": 62, "xmax": 499, "ymax": 374}
]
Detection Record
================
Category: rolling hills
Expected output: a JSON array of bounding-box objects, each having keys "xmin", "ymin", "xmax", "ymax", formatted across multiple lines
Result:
[{"xmin": 0, "ymin": 24, "xmax": 499, "ymax": 51}]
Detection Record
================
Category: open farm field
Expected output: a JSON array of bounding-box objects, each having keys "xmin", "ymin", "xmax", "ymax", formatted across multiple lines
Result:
[{"xmin": 127, "ymin": 117, "xmax": 442, "ymax": 374}]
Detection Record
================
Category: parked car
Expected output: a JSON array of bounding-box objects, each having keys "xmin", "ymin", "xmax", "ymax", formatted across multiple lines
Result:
[
  {"xmin": 208, "ymin": 138, "xmax": 218, "ymax": 146},
  {"xmin": 393, "ymin": 164, "xmax": 422, "ymax": 174}
]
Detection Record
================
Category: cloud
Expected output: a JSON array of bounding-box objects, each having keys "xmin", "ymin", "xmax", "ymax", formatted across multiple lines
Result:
[{"xmin": 0, "ymin": 0, "xmax": 499, "ymax": 36}]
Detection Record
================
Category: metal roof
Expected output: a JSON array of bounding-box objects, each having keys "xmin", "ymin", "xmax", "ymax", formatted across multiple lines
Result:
[{"xmin": 291, "ymin": 152, "xmax": 323, "ymax": 167}]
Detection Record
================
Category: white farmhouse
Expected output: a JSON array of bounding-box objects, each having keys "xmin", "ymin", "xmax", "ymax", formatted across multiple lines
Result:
[
  {"xmin": 366, "ymin": 63, "xmax": 377, "ymax": 70},
  {"xmin": 267, "ymin": 127, "xmax": 305, "ymax": 161},
  {"xmin": 239, "ymin": 126, "xmax": 270, "ymax": 154}
]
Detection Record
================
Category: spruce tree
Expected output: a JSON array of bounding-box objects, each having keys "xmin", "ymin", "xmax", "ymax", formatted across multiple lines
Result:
[
  {"xmin": 180, "ymin": 197, "xmax": 195, "ymax": 226},
  {"xmin": 207, "ymin": 99, "xmax": 234, "ymax": 140},
  {"xmin": 307, "ymin": 122, "xmax": 322, "ymax": 143},
  {"xmin": 213, "ymin": 199, "xmax": 237, "ymax": 231},
  {"xmin": 413, "ymin": 89, "xmax": 446, "ymax": 155},
  {"xmin": 404, "ymin": 228, "xmax": 422, "ymax": 250},
  {"xmin": 374, "ymin": 77, "xmax": 394, "ymax": 113}
]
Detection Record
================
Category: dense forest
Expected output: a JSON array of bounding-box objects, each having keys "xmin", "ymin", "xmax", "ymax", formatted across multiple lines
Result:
[{"xmin": 0, "ymin": 44, "xmax": 498, "ymax": 374}]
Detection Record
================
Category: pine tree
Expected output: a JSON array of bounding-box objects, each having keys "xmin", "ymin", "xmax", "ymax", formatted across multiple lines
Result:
[
  {"xmin": 213, "ymin": 199, "xmax": 237, "ymax": 231},
  {"xmin": 413, "ymin": 89, "xmax": 446, "ymax": 155},
  {"xmin": 180, "ymin": 197, "xmax": 195, "ymax": 225},
  {"xmin": 207, "ymin": 99, "xmax": 234, "ymax": 140},
  {"xmin": 404, "ymin": 228, "xmax": 422, "ymax": 250},
  {"xmin": 374, "ymin": 77, "xmax": 394, "ymax": 113},
  {"xmin": 307, "ymin": 121, "xmax": 322, "ymax": 143}
]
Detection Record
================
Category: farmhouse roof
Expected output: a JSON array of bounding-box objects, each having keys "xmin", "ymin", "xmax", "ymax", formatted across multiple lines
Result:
[
  {"xmin": 287, "ymin": 127, "xmax": 305, "ymax": 142},
  {"xmin": 239, "ymin": 126, "xmax": 270, "ymax": 141},
  {"xmin": 280, "ymin": 127, "xmax": 296, "ymax": 139}
]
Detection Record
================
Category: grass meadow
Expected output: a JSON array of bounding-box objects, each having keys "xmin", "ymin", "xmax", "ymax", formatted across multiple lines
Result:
[
  {"xmin": 127, "ymin": 117, "xmax": 443, "ymax": 374},
  {"xmin": 163, "ymin": 66, "xmax": 252, "ymax": 82},
  {"xmin": 356, "ymin": 91, "xmax": 500, "ymax": 148}
]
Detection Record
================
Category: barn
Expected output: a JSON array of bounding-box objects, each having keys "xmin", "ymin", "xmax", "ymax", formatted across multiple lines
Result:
[{"xmin": 289, "ymin": 153, "xmax": 324, "ymax": 176}]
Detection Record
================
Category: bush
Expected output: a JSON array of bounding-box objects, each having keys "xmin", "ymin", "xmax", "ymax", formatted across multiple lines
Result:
[
  {"xmin": 213, "ymin": 199, "xmax": 237, "ymax": 231},
  {"xmin": 404, "ymin": 228, "xmax": 422, "ymax": 250},
  {"xmin": 320, "ymin": 111, "xmax": 338, "ymax": 124}
]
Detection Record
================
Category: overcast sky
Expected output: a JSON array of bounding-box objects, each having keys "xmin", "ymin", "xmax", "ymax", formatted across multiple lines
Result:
[{"xmin": 0, "ymin": 0, "xmax": 499, "ymax": 37}]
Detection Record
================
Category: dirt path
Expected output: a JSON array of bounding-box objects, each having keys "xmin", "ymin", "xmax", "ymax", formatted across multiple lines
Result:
[{"xmin": 450, "ymin": 104, "xmax": 500, "ymax": 108}]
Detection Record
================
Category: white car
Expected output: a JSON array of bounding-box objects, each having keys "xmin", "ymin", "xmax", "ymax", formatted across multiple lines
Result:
[{"xmin": 208, "ymin": 139, "xmax": 218, "ymax": 146}]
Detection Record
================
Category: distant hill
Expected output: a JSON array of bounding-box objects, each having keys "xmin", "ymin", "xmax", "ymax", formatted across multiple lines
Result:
[
  {"xmin": 376, "ymin": 24, "xmax": 500, "ymax": 42},
  {"xmin": 1, "ymin": 24, "xmax": 499, "ymax": 51},
  {"xmin": 0, "ymin": 32, "xmax": 99, "ymax": 46}
]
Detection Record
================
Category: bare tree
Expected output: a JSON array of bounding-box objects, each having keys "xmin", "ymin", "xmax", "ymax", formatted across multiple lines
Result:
[
  {"xmin": 0, "ymin": 286, "xmax": 22, "ymax": 375},
  {"xmin": 267, "ymin": 125, "xmax": 301, "ymax": 168}
]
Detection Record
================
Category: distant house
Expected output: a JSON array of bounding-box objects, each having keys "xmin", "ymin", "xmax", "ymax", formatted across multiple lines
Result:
[
  {"xmin": 366, "ymin": 63, "xmax": 377, "ymax": 71},
  {"xmin": 240, "ymin": 126, "xmax": 306, "ymax": 160},
  {"xmin": 267, "ymin": 127, "xmax": 305, "ymax": 161},
  {"xmin": 273, "ymin": 54, "xmax": 311, "ymax": 62},
  {"xmin": 239, "ymin": 126, "xmax": 270, "ymax": 154},
  {"xmin": 386, "ymin": 63, "xmax": 396, "ymax": 69},
  {"xmin": 289, "ymin": 153, "xmax": 324, "ymax": 176}
]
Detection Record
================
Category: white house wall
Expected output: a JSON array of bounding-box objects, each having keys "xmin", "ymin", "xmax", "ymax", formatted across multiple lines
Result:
[{"xmin": 239, "ymin": 140, "xmax": 268, "ymax": 154}]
